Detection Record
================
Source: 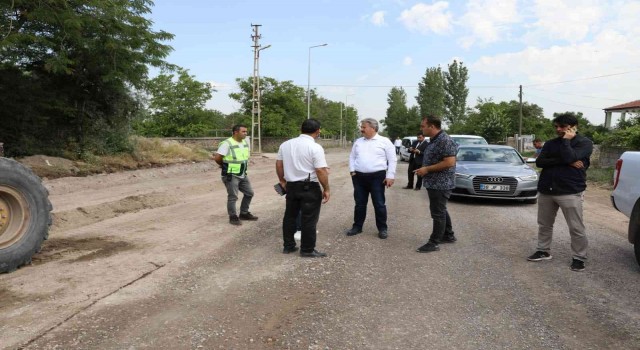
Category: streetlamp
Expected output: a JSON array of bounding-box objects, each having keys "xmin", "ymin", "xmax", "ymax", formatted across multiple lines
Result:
[
  {"xmin": 256, "ymin": 44, "xmax": 271, "ymax": 154},
  {"xmin": 341, "ymin": 94, "xmax": 354, "ymax": 147},
  {"xmin": 307, "ymin": 43, "xmax": 328, "ymax": 119}
]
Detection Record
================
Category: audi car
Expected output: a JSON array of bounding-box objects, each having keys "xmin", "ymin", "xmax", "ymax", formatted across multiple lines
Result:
[{"xmin": 453, "ymin": 145, "xmax": 538, "ymax": 204}]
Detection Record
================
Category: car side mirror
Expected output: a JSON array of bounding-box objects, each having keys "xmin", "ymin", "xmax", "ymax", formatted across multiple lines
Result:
[{"xmin": 525, "ymin": 157, "xmax": 536, "ymax": 163}]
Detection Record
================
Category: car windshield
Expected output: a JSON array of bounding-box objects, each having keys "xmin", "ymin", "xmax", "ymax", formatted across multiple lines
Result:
[
  {"xmin": 452, "ymin": 137, "xmax": 487, "ymax": 145},
  {"xmin": 457, "ymin": 147, "xmax": 524, "ymax": 164}
]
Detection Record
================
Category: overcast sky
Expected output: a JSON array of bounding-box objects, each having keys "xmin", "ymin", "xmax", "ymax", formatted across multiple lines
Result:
[{"xmin": 149, "ymin": 0, "xmax": 640, "ymax": 127}]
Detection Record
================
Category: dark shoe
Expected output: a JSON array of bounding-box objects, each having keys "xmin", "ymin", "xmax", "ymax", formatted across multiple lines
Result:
[
  {"xmin": 282, "ymin": 246, "xmax": 299, "ymax": 254},
  {"xmin": 239, "ymin": 212, "xmax": 258, "ymax": 221},
  {"xmin": 229, "ymin": 215, "xmax": 242, "ymax": 226},
  {"xmin": 416, "ymin": 242, "xmax": 439, "ymax": 253},
  {"xmin": 402, "ymin": 185, "xmax": 413, "ymax": 189},
  {"xmin": 414, "ymin": 187, "xmax": 421, "ymax": 191},
  {"xmin": 346, "ymin": 227, "xmax": 362, "ymax": 236},
  {"xmin": 300, "ymin": 249, "xmax": 327, "ymax": 258},
  {"xmin": 570, "ymin": 259, "xmax": 585, "ymax": 272},
  {"xmin": 378, "ymin": 230, "xmax": 388, "ymax": 239},
  {"xmin": 441, "ymin": 235, "xmax": 457, "ymax": 243},
  {"xmin": 527, "ymin": 251, "xmax": 552, "ymax": 261}
]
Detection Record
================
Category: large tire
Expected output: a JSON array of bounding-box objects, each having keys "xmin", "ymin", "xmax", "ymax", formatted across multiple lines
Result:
[
  {"xmin": 0, "ymin": 158, "xmax": 52, "ymax": 273},
  {"xmin": 630, "ymin": 202, "xmax": 640, "ymax": 267}
]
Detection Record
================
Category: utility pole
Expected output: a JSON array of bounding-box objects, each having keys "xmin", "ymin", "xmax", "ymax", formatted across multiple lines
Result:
[
  {"xmin": 518, "ymin": 84, "xmax": 523, "ymax": 152},
  {"xmin": 251, "ymin": 24, "xmax": 270, "ymax": 154}
]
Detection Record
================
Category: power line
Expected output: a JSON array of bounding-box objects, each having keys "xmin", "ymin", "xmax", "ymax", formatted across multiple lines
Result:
[
  {"xmin": 525, "ymin": 92, "xmax": 604, "ymax": 110},
  {"xmin": 523, "ymin": 70, "xmax": 640, "ymax": 87},
  {"xmin": 312, "ymin": 84, "xmax": 517, "ymax": 89},
  {"xmin": 526, "ymin": 87, "xmax": 626, "ymax": 102}
]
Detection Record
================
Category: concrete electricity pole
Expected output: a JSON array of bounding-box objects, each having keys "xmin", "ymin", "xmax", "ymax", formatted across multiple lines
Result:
[{"xmin": 251, "ymin": 24, "xmax": 270, "ymax": 154}]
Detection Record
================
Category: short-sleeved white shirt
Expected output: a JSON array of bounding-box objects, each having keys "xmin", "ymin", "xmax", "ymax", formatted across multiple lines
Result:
[{"xmin": 277, "ymin": 134, "xmax": 328, "ymax": 182}]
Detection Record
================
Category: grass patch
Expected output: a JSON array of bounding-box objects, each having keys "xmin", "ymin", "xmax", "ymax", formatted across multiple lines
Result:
[
  {"xmin": 20, "ymin": 136, "xmax": 211, "ymax": 179},
  {"xmin": 587, "ymin": 167, "xmax": 614, "ymax": 189}
]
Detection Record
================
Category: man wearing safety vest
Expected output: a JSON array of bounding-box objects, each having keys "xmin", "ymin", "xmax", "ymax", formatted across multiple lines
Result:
[{"xmin": 213, "ymin": 124, "xmax": 258, "ymax": 225}]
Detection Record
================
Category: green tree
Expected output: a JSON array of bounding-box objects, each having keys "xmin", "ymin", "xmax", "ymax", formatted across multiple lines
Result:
[
  {"xmin": 444, "ymin": 60, "xmax": 469, "ymax": 128},
  {"xmin": 416, "ymin": 66, "xmax": 445, "ymax": 118},
  {"xmin": 134, "ymin": 68, "xmax": 219, "ymax": 137},
  {"xmin": 230, "ymin": 77, "xmax": 306, "ymax": 137},
  {"xmin": 381, "ymin": 87, "xmax": 411, "ymax": 139},
  {"xmin": 0, "ymin": 0, "xmax": 174, "ymax": 156},
  {"xmin": 599, "ymin": 112, "xmax": 640, "ymax": 148},
  {"xmin": 458, "ymin": 98, "xmax": 553, "ymax": 142}
]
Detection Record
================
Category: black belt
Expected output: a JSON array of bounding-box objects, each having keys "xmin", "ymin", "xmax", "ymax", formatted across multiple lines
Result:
[{"xmin": 355, "ymin": 170, "xmax": 386, "ymax": 176}]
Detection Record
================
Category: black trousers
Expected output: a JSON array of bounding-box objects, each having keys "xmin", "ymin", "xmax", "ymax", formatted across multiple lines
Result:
[
  {"xmin": 407, "ymin": 160, "xmax": 423, "ymax": 189},
  {"xmin": 283, "ymin": 182, "xmax": 322, "ymax": 252},
  {"xmin": 427, "ymin": 189, "xmax": 454, "ymax": 243}
]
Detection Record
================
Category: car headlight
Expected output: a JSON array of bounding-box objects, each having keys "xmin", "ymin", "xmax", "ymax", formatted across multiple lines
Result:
[
  {"xmin": 517, "ymin": 174, "xmax": 538, "ymax": 181},
  {"xmin": 455, "ymin": 173, "xmax": 473, "ymax": 179}
]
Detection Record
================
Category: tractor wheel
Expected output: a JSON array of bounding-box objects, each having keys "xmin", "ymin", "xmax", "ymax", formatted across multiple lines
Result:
[{"xmin": 0, "ymin": 158, "xmax": 52, "ymax": 273}]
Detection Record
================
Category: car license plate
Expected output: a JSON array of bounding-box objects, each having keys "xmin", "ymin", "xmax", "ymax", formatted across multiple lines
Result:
[{"xmin": 480, "ymin": 184, "xmax": 510, "ymax": 191}]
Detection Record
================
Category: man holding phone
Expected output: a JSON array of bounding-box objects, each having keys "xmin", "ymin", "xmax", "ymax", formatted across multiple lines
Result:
[{"xmin": 527, "ymin": 113, "xmax": 593, "ymax": 271}]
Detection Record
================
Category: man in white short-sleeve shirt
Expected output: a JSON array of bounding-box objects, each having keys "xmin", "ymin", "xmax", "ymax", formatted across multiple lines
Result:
[{"xmin": 276, "ymin": 119, "xmax": 330, "ymax": 258}]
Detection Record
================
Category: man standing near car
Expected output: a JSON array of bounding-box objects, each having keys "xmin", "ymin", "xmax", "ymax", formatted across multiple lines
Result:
[
  {"xmin": 394, "ymin": 137, "xmax": 402, "ymax": 155},
  {"xmin": 213, "ymin": 124, "xmax": 258, "ymax": 226},
  {"xmin": 347, "ymin": 118, "xmax": 397, "ymax": 239},
  {"xmin": 414, "ymin": 115, "xmax": 458, "ymax": 252},
  {"xmin": 527, "ymin": 113, "xmax": 593, "ymax": 272},
  {"xmin": 276, "ymin": 119, "xmax": 330, "ymax": 258},
  {"xmin": 403, "ymin": 132, "xmax": 428, "ymax": 190}
]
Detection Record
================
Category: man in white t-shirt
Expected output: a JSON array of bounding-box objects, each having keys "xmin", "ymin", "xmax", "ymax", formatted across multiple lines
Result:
[
  {"xmin": 276, "ymin": 119, "xmax": 331, "ymax": 257},
  {"xmin": 394, "ymin": 137, "xmax": 402, "ymax": 155}
]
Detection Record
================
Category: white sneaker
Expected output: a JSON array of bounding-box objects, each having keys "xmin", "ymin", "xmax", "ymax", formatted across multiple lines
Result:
[{"xmin": 294, "ymin": 231, "xmax": 301, "ymax": 241}]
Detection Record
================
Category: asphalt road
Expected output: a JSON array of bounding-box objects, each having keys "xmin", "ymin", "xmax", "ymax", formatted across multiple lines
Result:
[{"xmin": 0, "ymin": 148, "xmax": 638, "ymax": 350}]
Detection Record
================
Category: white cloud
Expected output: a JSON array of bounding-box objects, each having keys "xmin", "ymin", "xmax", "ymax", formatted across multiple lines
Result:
[
  {"xmin": 399, "ymin": 2, "xmax": 452, "ymax": 35},
  {"xmin": 403, "ymin": 56, "xmax": 413, "ymax": 66},
  {"xmin": 529, "ymin": 0, "xmax": 603, "ymax": 43},
  {"xmin": 470, "ymin": 28, "xmax": 640, "ymax": 123},
  {"xmin": 371, "ymin": 11, "xmax": 386, "ymax": 26},
  {"xmin": 458, "ymin": 0, "xmax": 520, "ymax": 48}
]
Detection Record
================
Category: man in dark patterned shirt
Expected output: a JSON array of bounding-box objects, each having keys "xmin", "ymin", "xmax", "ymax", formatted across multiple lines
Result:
[{"xmin": 414, "ymin": 115, "xmax": 458, "ymax": 253}]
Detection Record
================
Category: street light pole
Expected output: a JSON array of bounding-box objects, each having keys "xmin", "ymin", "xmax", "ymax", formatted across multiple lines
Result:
[
  {"xmin": 342, "ymin": 94, "xmax": 354, "ymax": 147},
  {"xmin": 307, "ymin": 43, "xmax": 327, "ymax": 119},
  {"xmin": 256, "ymin": 44, "xmax": 271, "ymax": 154}
]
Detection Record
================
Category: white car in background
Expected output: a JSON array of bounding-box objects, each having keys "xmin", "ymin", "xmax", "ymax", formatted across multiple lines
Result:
[
  {"xmin": 450, "ymin": 134, "xmax": 488, "ymax": 146},
  {"xmin": 399, "ymin": 136, "xmax": 416, "ymax": 162}
]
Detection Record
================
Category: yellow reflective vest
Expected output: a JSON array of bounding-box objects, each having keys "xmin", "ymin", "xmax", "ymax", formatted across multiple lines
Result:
[{"xmin": 220, "ymin": 137, "xmax": 249, "ymax": 176}]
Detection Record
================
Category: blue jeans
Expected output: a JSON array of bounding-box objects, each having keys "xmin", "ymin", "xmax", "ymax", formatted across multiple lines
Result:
[
  {"xmin": 427, "ymin": 189, "xmax": 454, "ymax": 243},
  {"xmin": 351, "ymin": 171, "xmax": 387, "ymax": 231}
]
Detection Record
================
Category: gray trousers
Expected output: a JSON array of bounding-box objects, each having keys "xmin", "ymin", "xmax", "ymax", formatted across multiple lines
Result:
[
  {"xmin": 537, "ymin": 192, "xmax": 588, "ymax": 261},
  {"xmin": 221, "ymin": 175, "xmax": 254, "ymax": 216}
]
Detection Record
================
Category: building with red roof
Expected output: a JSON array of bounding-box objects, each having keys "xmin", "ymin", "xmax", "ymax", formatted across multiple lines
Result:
[{"xmin": 604, "ymin": 100, "xmax": 640, "ymax": 128}]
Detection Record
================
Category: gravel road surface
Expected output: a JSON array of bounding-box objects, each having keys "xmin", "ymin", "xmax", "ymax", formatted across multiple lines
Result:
[{"xmin": 1, "ymin": 148, "xmax": 638, "ymax": 350}]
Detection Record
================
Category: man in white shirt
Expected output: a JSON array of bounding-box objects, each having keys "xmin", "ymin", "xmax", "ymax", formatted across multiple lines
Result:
[
  {"xmin": 347, "ymin": 118, "xmax": 397, "ymax": 239},
  {"xmin": 394, "ymin": 137, "xmax": 402, "ymax": 155},
  {"xmin": 276, "ymin": 119, "xmax": 331, "ymax": 258}
]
